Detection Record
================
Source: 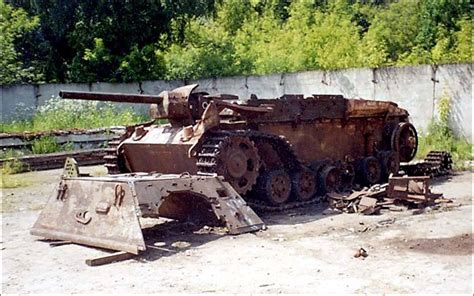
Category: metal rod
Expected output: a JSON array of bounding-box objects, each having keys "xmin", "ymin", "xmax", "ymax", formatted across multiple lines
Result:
[{"xmin": 59, "ymin": 90, "xmax": 163, "ymax": 104}]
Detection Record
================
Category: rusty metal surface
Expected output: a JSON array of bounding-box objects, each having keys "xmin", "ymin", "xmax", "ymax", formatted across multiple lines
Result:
[
  {"xmin": 31, "ymin": 168, "xmax": 265, "ymax": 254},
  {"xmin": 60, "ymin": 90, "xmax": 163, "ymax": 104},
  {"xmin": 31, "ymin": 178, "xmax": 146, "ymax": 254},
  {"xmin": 387, "ymin": 175, "xmax": 439, "ymax": 202},
  {"xmin": 57, "ymin": 84, "xmax": 418, "ymax": 209}
]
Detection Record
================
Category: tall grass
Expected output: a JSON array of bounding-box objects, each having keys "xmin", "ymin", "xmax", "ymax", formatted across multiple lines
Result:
[
  {"xmin": 0, "ymin": 98, "xmax": 147, "ymax": 133},
  {"xmin": 30, "ymin": 136, "xmax": 61, "ymax": 154}
]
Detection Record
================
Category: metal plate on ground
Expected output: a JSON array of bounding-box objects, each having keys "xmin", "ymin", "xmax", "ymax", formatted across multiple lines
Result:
[{"xmin": 31, "ymin": 179, "xmax": 146, "ymax": 254}]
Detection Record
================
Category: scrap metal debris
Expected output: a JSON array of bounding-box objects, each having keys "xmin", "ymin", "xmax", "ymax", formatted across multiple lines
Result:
[
  {"xmin": 327, "ymin": 175, "xmax": 448, "ymax": 215},
  {"xmin": 400, "ymin": 151, "xmax": 452, "ymax": 177},
  {"xmin": 354, "ymin": 248, "xmax": 368, "ymax": 258},
  {"xmin": 31, "ymin": 158, "xmax": 265, "ymax": 256}
]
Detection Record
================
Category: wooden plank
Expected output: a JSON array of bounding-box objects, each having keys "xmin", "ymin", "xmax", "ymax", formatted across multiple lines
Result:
[{"xmin": 85, "ymin": 251, "xmax": 136, "ymax": 267}]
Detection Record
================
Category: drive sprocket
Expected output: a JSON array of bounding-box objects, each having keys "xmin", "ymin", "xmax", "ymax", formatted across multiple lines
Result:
[{"xmin": 197, "ymin": 134, "xmax": 261, "ymax": 195}]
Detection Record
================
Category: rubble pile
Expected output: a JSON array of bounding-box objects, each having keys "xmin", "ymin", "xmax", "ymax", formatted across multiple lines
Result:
[{"xmin": 326, "ymin": 175, "xmax": 451, "ymax": 215}]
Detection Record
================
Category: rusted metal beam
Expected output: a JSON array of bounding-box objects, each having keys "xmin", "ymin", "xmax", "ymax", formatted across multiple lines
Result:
[
  {"xmin": 60, "ymin": 90, "xmax": 163, "ymax": 104},
  {"xmin": 0, "ymin": 127, "xmax": 124, "ymax": 150},
  {"xmin": 0, "ymin": 149, "xmax": 107, "ymax": 172}
]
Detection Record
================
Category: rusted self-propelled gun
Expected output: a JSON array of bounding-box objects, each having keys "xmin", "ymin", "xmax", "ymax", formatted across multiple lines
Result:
[
  {"xmin": 31, "ymin": 84, "xmax": 418, "ymax": 255},
  {"xmin": 60, "ymin": 84, "xmax": 418, "ymax": 207}
]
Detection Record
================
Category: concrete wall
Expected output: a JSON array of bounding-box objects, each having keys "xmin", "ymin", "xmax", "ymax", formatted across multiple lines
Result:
[{"xmin": 1, "ymin": 63, "xmax": 472, "ymax": 141}]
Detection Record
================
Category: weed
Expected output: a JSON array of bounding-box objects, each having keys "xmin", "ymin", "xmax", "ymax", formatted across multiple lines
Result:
[
  {"xmin": 62, "ymin": 141, "xmax": 75, "ymax": 151},
  {"xmin": 0, "ymin": 152, "xmax": 28, "ymax": 187},
  {"xmin": 30, "ymin": 136, "xmax": 61, "ymax": 154},
  {"xmin": 1, "ymin": 158, "xmax": 25, "ymax": 175},
  {"xmin": 0, "ymin": 149, "xmax": 25, "ymax": 160}
]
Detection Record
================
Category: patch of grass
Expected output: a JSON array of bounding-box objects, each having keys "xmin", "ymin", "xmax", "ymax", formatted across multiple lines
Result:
[
  {"xmin": 0, "ymin": 148, "xmax": 26, "ymax": 160},
  {"xmin": 1, "ymin": 151, "xmax": 28, "ymax": 187},
  {"xmin": 0, "ymin": 173, "xmax": 29, "ymax": 189},
  {"xmin": 62, "ymin": 141, "xmax": 75, "ymax": 151},
  {"xmin": 30, "ymin": 136, "xmax": 61, "ymax": 154},
  {"xmin": 1, "ymin": 158, "xmax": 25, "ymax": 175},
  {"xmin": 0, "ymin": 98, "xmax": 147, "ymax": 133}
]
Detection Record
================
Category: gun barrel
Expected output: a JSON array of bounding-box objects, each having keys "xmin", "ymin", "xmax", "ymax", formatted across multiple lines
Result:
[{"xmin": 59, "ymin": 90, "xmax": 163, "ymax": 104}]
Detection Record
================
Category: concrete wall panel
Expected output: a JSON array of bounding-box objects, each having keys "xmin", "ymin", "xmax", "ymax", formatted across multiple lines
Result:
[
  {"xmin": 90, "ymin": 82, "xmax": 148, "ymax": 115},
  {"xmin": 1, "ymin": 84, "xmax": 37, "ymax": 121},
  {"xmin": 141, "ymin": 80, "xmax": 183, "ymax": 95},
  {"xmin": 190, "ymin": 76, "xmax": 249, "ymax": 98},
  {"xmin": 1, "ymin": 63, "xmax": 472, "ymax": 142},
  {"xmin": 246, "ymin": 74, "xmax": 284, "ymax": 99},
  {"xmin": 435, "ymin": 64, "xmax": 472, "ymax": 140},
  {"xmin": 38, "ymin": 83, "xmax": 90, "ymax": 106},
  {"xmin": 374, "ymin": 65, "xmax": 435, "ymax": 132}
]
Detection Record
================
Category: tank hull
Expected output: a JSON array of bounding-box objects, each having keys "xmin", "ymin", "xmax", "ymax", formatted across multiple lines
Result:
[{"xmin": 100, "ymin": 87, "xmax": 418, "ymax": 206}]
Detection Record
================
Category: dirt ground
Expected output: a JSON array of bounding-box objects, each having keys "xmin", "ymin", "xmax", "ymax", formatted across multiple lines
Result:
[{"xmin": 1, "ymin": 167, "xmax": 473, "ymax": 294}]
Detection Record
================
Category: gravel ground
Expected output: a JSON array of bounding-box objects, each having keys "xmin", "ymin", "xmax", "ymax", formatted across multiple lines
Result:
[{"xmin": 1, "ymin": 167, "xmax": 472, "ymax": 294}]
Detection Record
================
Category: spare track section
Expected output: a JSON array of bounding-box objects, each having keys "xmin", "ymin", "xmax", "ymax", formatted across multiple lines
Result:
[{"xmin": 400, "ymin": 150, "xmax": 452, "ymax": 177}]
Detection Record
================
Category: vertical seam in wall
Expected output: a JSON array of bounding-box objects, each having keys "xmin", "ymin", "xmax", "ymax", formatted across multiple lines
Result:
[
  {"xmin": 212, "ymin": 77, "xmax": 217, "ymax": 91},
  {"xmin": 33, "ymin": 84, "xmax": 40, "ymax": 109},
  {"xmin": 280, "ymin": 73, "xmax": 285, "ymax": 95},
  {"xmin": 431, "ymin": 64, "xmax": 439, "ymax": 121},
  {"xmin": 372, "ymin": 68, "xmax": 377, "ymax": 99}
]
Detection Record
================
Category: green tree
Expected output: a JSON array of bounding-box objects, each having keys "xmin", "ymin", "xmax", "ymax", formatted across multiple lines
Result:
[
  {"xmin": 0, "ymin": 0, "xmax": 41, "ymax": 84},
  {"xmin": 4, "ymin": 0, "xmax": 472, "ymax": 83}
]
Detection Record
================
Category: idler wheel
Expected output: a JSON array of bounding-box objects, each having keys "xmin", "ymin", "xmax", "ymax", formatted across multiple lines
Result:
[
  {"xmin": 391, "ymin": 122, "xmax": 418, "ymax": 162},
  {"xmin": 259, "ymin": 169, "xmax": 291, "ymax": 205},
  {"xmin": 318, "ymin": 165, "xmax": 341, "ymax": 194},
  {"xmin": 356, "ymin": 156, "xmax": 382, "ymax": 185},
  {"xmin": 378, "ymin": 150, "xmax": 400, "ymax": 181},
  {"xmin": 215, "ymin": 136, "xmax": 260, "ymax": 195},
  {"xmin": 291, "ymin": 168, "xmax": 317, "ymax": 201}
]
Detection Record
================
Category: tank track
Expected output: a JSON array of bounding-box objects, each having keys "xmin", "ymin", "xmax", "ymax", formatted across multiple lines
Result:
[
  {"xmin": 196, "ymin": 130, "xmax": 300, "ymax": 174},
  {"xmin": 400, "ymin": 150, "xmax": 452, "ymax": 177},
  {"xmin": 196, "ymin": 130, "xmax": 324, "ymax": 212},
  {"xmin": 423, "ymin": 150, "xmax": 453, "ymax": 174}
]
